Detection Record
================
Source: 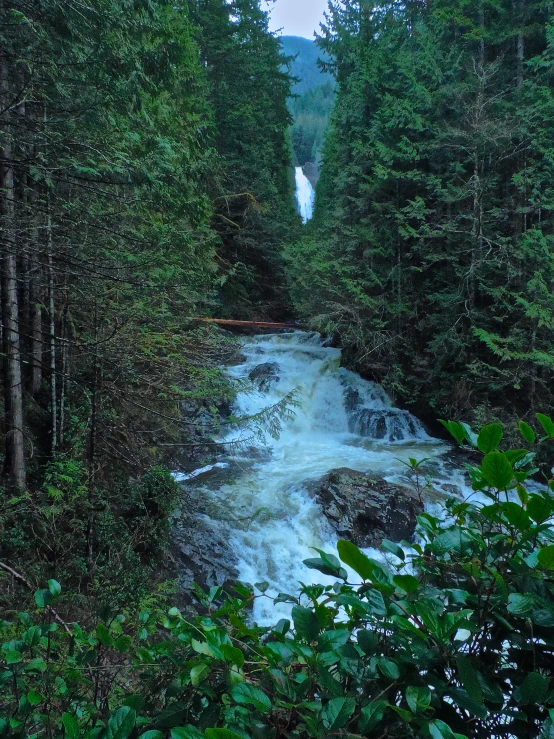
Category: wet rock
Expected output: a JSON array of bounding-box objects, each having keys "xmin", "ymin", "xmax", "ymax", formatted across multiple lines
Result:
[
  {"xmin": 350, "ymin": 408, "xmax": 421, "ymax": 442},
  {"xmin": 343, "ymin": 387, "xmax": 362, "ymax": 412},
  {"xmin": 309, "ymin": 468, "xmax": 423, "ymax": 548},
  {"xmin": 171, "ymin": 493, "xmax": 239, "ymax": 608},
  {"xmin": 248, "ymin": 362, "xmax": 280, "ymax": 391}
]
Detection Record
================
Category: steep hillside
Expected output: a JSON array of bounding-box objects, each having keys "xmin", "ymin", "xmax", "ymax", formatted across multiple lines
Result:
[
  {"xmin": 280, "ymin": 35, "xmax": 332, "ymax": 95},
  {"xmin": 280, "ymin": 36, "xmax": 335, "ymax": 167}
]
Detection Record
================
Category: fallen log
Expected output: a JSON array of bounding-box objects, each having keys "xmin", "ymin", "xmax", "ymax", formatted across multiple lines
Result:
[{"xmin": 192, "ymin": 318, "xmax": 302, "ymax": 330}]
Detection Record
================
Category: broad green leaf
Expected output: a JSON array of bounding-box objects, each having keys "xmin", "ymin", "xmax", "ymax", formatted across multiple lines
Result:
[
  {"xmin": 34, "ymin": 589, "xmax": 52, "ymax": 608},
  {"xmin": 190, "ymin": 664, "xmax": 210, "ymax": 687},
  {"xmin": 322, "ymin": 697, "xmax": 355, "ymax": 731},
  {"xmin": 507, "ymin": 593, "xmax": 535, "ymax": 616},
  {"xmin": 62, "ymin": 713, "xmax": 79, "ymax": 739},
  {"xmin": 377, "ymin": 658, "xmax": 400, "ymax": 680},
  {"xmin": 519, "ymin": 421, "xmax": 536, "ymax": 444},
  {"xmin": 104, "ymin": 706, "xmax": 136, "ymax": 739},
  {"xmin": 205, "ymin": 731, "xmax": 242, "ymax": 739},
  {"xmin": 518, "ymin": 672, "xmax": 550, "ymax": 704},
  {"xmin": 358, "ymin": 701, "xmax": 387, "ymax": 733},
  {"xmin": 303, "ymin": 556, "xmax": 346, "ymax": 579},
  {"xmin": 115, "ymin": 635, "xmax": 132, "ymax": 653},
  {"xmin": 481, "ymin": 452, "xmax": 513, "ymax": 489},
  {"xmin": 429, "ymin": 719, "xmax": 467, "ymax": 739},
  {"xmin": 191, "ymin": 639, "xmax": 214, "ymax": 657},
  {"xmin": 96, "ymin": 623, "xmax": 114, "ymax": 647},
  {"xmin": 477, "ymin": 423, "xmax": 503, "ymax": 453},
  {"xmin": 527, "ymin": 495, "xmax": 553, "ymax": 523},
  {"xmin": 439, "ymin": 420, "xmax": 467, "ymax": 445},
  {"xmin": 447, "ymin": 689, "xmax": 487, "ymax": 720},
  {"xmin": 221, "ymin": 644, "xmax": 245, "ymax": 668},
  {"xmin": 365, "ymin": 588, "xmax": 387, "ymax": 615},
  {"xmin": 455, "ymin": 657, "xmax": 483, "ymax": 705},
  {"xmin": 231, "ymin": 682, "xmax": 271, "ymax": 712},
  {"xmin": 538, "ymin": 545, "xmax": 554, "ymax": 569},
  {"xmin": 170, "ymin": 728, "xmax": 203, "ymax": 739},
  {"xmin": 27, "ymin": 690, "xmax": 42, "ymax": 706},
  {"xmin": 292, "ymin": 605, "xmax": 320, "ymax": 641},
  {"xmin": 337, "ymin": 540, "xmax": 375, "ymax": 580},
  {"xmin": 156, "ymin": 703, "xmax": 187, "ymax": 729},
  {"xmin": 382, "ymin": 539, "xmax": 405, "ymax": 560},
  {"xmin": 537, "ymin": 413, "xmax": 554, "ymax": 438},
  {"xmin": 357, "ymin": 629, "xmax": 378, "ymax": 654},
  {"xmin": 48, "ymin": 580, "xmax": 61, "ymax": 597},
  {"xmin": 5, "ymin": 651, "xmax": 22, "ymax": 664},
  {"xmin": 318, "ymin": 629, "xmax": 350, "ymax": 652},
  {"xmin": 139, "ymin": 733, "xmax": 164, "ymax": 739},
  {"xmin": 393, "ymin": 575, "xmax": 419, "ymax": 593},
  {"xmin": 517, "ymin": 485, "xmax": 529, "ymax": 505},
  {"xmin": 502, "ymin": 502, "xmax": 531, "ymax": 530},
  {"xmin": 406, "ymin": 686, "xmax": 431, "ymax": 713}
]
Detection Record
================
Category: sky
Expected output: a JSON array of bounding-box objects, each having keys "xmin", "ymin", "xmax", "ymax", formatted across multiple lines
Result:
[{"xmin": 265, "ymin": 0, "xmax": 328, "ymax": 40}]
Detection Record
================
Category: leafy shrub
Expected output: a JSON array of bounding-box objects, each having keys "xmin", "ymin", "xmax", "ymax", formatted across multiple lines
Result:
[{"xmin": 2, "ymin": 417, "xmax": 554, "ymax": 738}]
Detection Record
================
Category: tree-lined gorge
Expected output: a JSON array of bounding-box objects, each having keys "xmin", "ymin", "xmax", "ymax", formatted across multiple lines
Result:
[
  {"xmin": 288, "ymin": 0, "xmax": 554, "ymax": 432},
  {"xmin": 3, "ymin": 1, "xmax": 554, "ymax": 738}
]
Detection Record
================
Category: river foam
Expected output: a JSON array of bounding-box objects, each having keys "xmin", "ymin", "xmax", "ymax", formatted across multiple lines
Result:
[{"xmin": 179, "ymin": 332, "xmax": 469, "ymax": 624}]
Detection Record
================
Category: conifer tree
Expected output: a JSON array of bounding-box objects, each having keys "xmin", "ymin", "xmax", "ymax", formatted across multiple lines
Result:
[{"xmin": 287, "ymin": 0, "xmax": 554, "ymax": 424}]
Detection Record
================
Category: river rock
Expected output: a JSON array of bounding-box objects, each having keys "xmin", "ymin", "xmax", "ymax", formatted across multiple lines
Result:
[
  {"xmin": 248, "ymin": 362, "xmax": 280, "ymax": 391},
  {"xmin": 171, "ymin": 494, "xmax": 239, "ymax": 608},
  {"xmin": 309, "ymin": 468, "xmax": 423, "ymax": 548}
]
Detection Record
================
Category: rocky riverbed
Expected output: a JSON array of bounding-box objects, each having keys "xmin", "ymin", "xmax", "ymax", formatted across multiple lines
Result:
[{"xmin": 170, "ymin": 332, "xmax": 468, "ymax": 624}]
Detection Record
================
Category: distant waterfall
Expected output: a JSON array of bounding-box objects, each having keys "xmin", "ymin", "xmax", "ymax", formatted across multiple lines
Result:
[{"xmin": 295, "ymin": 167, "xmax": 315, "ymax": 223}]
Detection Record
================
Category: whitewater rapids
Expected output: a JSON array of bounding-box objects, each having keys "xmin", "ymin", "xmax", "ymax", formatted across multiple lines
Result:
[{"xmin": 178, "ymin": 332, "xmax": 472, "ymax": 624}]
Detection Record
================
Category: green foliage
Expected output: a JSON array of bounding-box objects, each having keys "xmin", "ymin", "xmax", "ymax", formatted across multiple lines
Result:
[
  {"xmin": 286, "ymin": 0, "xmax": 554, "ymax": 428},
  {"xmin": 1, "ymin": 0, "xmax": 291, "ymax": 615},
  {"xmin": 281, "ymin": 36, "xmax": 335, "ymax": 166},
  {"xmin": 192, "ymin": 1, "xmax": 299, "ymax": 318},
  {"xmin": 3, "ymin": 419, "xmax": 554, "ymax": 737}
]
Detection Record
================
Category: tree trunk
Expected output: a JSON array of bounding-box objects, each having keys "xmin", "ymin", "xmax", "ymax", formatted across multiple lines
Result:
[
  {"xmin": 47, "ymin": 212, "xmax": 57, "ymax": 452},
  {"xmin": 1, "ymin": 41, "xmax": 26, "ymax": 490},
  {"xmin": 517, "ymin": 0, "xmax": 525, "ymax": 87},
  {"xmin": 29, "ymin": 207, "xmax": 43, "ymax": 395}
]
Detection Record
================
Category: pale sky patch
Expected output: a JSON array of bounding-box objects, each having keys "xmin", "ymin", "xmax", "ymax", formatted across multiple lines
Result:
[{"xmin": 265, "ymin": 0, "xmax": 329, "ymax": 39}]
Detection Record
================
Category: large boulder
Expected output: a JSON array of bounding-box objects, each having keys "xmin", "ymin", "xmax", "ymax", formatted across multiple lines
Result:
[
  {"xmin": 309, "ymin": 468, "xmax": 423, "ymax": 548},
  {"xmin": 171, "ymin": 494, "xmax": 239, "ymax": 609},
  {"xmin": 248, "ymin": 362, "xmax": 280, "ymax": 391}
]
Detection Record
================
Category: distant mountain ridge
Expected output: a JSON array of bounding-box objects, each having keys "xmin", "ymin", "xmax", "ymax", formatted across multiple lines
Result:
[
  {"xmin": 280, "ymin": 36, "xmax": 335, "ymax": 168},
  {"xmin": 280, "ymin": 36, "xmax": 332, "ymax": 96}
]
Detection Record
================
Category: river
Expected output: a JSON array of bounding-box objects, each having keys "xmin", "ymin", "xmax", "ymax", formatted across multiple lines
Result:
[{"xmin": 178, "ymin": 331, "xmax": 472, "ymax": 624}]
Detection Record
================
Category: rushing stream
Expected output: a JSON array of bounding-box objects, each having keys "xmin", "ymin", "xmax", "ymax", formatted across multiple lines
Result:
[{"xmin": 178, "ymin": 332, "xmax": 472, "ymax": 624}]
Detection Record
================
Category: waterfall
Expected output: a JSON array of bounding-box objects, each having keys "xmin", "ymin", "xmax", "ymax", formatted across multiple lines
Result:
[
  {"xmin": 295, "ymin": 167, "xmax": 315, "ymax": 223},
  {"xmin": 176, "ymin": 332, "xmax": 472, "ymax": 624}
]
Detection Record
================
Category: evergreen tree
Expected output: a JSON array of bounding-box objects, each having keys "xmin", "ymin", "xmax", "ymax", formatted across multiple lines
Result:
[
  {"xmin": 287, "ymin": 0, "xmax": 554, "ymax": 426},
  {"xmin": 191, "ymin": 0, "xmax": 299, "ymax": 318}
]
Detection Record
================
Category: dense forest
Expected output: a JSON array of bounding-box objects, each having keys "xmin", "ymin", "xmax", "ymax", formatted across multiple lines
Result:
[
  {"xmin": 0, "ymin": 0, "xmax": 297, "ymax": 606},
  {"xmin": 287, "ymin": 0, "xmax": 554, "ymax": 433},
  {"xmin": 3, "ymin": 1, "xmax": 554, "ymax": 738}
]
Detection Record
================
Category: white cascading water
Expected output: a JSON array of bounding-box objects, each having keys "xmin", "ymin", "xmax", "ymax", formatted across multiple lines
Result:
[
  {"xmin": 295, "ymin": 167, "xmax": 315, "ymax": 223},
  {"xmin": 180, "ymin": 332, "xmax": 473, "ymax": 624}
]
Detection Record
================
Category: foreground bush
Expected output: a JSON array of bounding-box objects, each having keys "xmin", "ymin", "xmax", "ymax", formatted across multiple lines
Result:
[{"xmin": 2, "ymin": 417, "xmax": 554, "ymax": 738}]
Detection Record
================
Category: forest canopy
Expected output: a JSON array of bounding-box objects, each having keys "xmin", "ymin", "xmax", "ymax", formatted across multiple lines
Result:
[{"xmin": 287, "ymin": 0, "xmax": 554, "ymax": 432}]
